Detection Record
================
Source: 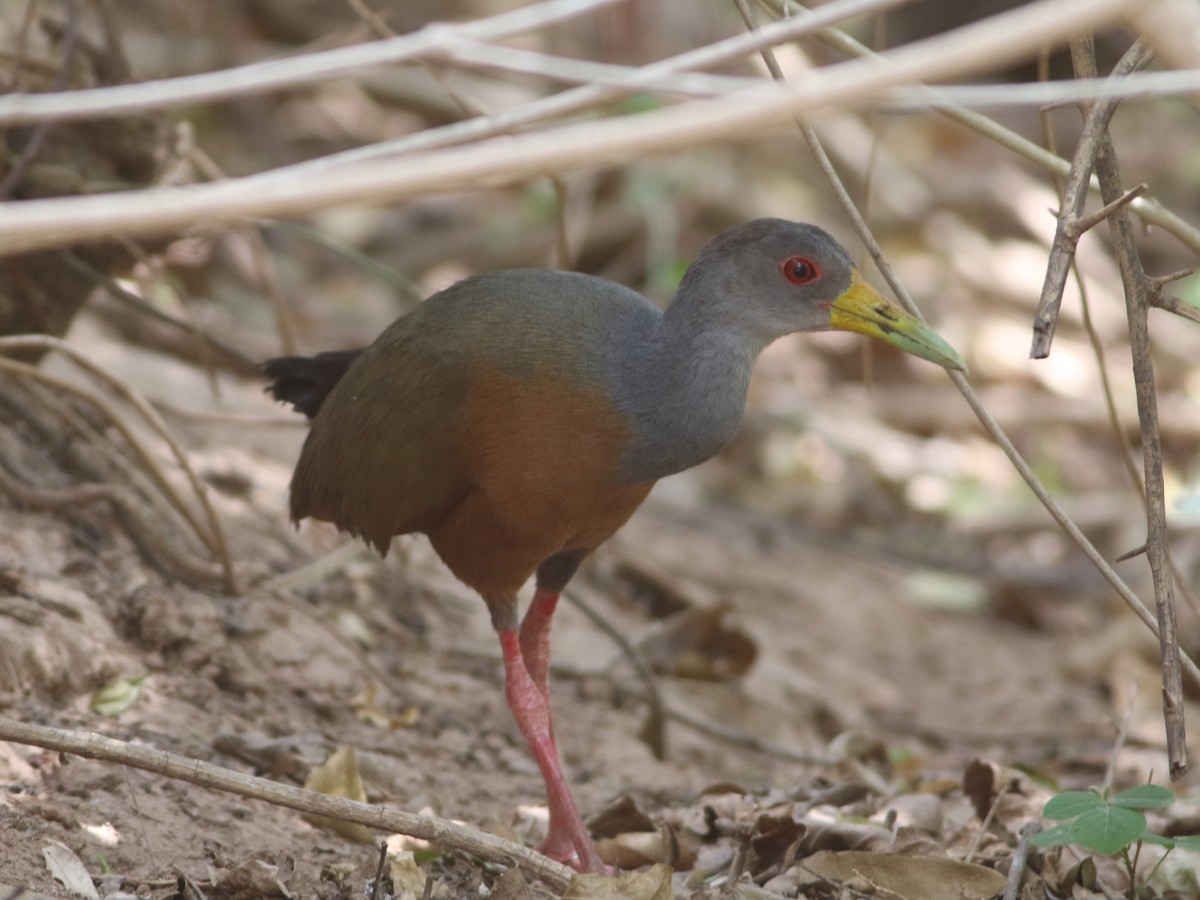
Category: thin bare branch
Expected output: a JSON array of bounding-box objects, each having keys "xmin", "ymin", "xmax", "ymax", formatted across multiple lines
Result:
[
  {"xmin": 1069, "ymin": 33, "xmax": 1187, "ymax": 778},
  {"xmin": 1152, "ymin": 294, "xmax": 1200, "ymax": 325},
  {"xmin": 1151, "ymin": 268, "xmax": 1195, "ymax": 288},
  {"xmin": 0, "ymin": 716, "xmax": 574, "ymax": 891},
  {"xmin": 61, "ymin": 251, "xmax": 259, "ymax": 374},
  {"xmin": 1030, "ymin": 40, "xmax": 1152, "ymax": 359},
  {"xmin": 0, "ymin": 0, "xmax": 624, "ymax": 125},
  {"xmin": 0, "ymin": 0, "xmax": 1144, "ymax": 257},
  {"xmin": 738, "ymin": 1, "xmax": 1200, "ymax": 699},
  {"xmin": 1072, "ymin": 182, "xmax": 1149, "ymax": 235},
  {"xmin": 1127, "ymin": 0, "xmax": 1200, "ymax": 71},
  {"xmin": 0, "ymin": 336, "xmax": 237, "ymax": 594},
  {"xmin": 1003, "ymin": 823, "xmax": 1042, "ymax": 900},
  {"xmin": 767, "ymin": 0, "xmax": 1200, "ymax": 256}
]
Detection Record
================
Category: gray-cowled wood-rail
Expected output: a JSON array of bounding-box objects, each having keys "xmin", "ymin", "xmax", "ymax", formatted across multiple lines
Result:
[{"xmin": 264, "ymin": 218, "xmax": 964, "ymax": 872}]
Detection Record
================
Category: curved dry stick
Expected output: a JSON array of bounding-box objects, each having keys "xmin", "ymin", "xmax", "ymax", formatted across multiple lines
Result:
[
  {"xmin": 0, "ymin": 427, "xmax": 225, "ymax": 586},
  {"xmin": 0, "ymin": 716, "xmax": 574, "ymax": 892},
  {"xmin": 562, "ymin": 588, "xmax": 668, "ymax": 760},
  {"xmin": 0, "ymin": 338, "xmax": 235, "ymax": 593}
]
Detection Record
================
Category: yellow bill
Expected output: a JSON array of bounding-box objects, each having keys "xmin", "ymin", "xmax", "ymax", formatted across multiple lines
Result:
[{"xmin": 829, "ymin": 269, "xmax": 965, "ymax": 371}]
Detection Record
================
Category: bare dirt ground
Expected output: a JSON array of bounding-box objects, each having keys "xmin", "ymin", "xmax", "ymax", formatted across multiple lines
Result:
[{"xmin": 3, "ymin": 302, "xmax": 1195, "ymax": 898}]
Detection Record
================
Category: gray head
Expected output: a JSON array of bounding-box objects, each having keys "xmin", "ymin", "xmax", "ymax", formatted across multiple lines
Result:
[
  {"xmin": 670, "ymin": 218, "xmax": 857, "ymax": 343},
  {"xmin": 671, "ymin": 218, "xmax": 965, "ymax": 370},
  {"xmin": 609, "ymin": 218, "xmax": 964, "ymax": 484}
]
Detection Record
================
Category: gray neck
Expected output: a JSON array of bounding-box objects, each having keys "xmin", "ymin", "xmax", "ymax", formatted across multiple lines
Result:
[{"xmin": 607, "ymin": 298, "xmax": 768, "ymax": 484}]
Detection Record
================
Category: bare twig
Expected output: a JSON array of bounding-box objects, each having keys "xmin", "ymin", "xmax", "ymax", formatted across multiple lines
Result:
[
  {"xmin": 766, "ymin": 0, "xmax": 1200, "ymax": 255},
  {"xmin": 0, "ymin": 377, "xmax": 228, "ymax": 586},
  {"xmin": 1127, "ymin": 0, "xmax": 1200, "ymax": 71},
  {"xmin": 61, "ymin": 251, "xmax": 259, "ymax": 374},
  {"xmin": 0, "ymin": 0, "xmax": 1144, "ymax": 257},
  {"xmin": 1151, "ymin": 293, "xmax": 1200, "ymax": 325},
  {"xmin": 0, "ymin": 0, "xmax": 80, "ymax": 198},
  {"xmin": 965, "ymin": 781, "xmax": 1010, "ymax": 865},
  {"xmin": 0, "ymin": 716, "xmax": 574, "ymax": 891},
  {"xmin": 370, "ymin": 840, "xmax": 389, "ymax": 900},
  {"xmin": 0, "ymin": 412, "xmax": 225, "ymax": 589},
  {"xmin": 1002, "ymin": 822, "xmax": 1041, "ymax": 900},
  {"xmin": 1070, "ymin": 31, "xmax": 1186, "ymax": 777},
  {"xmin": 258, "ymin": 0, "xmax": 913, "ymax": 182},
  {"xmin": 736, "ymin": 2, "xmax": 1200, "ymax": 697},
  {"xmin": 1071, "ymin": 183, "xmax": 1149, "ymax": 235},
  {"xmin": 0, "ymin": 336, "xmax": 237, "ymax": 593},
  {"xmin": 0, "ymin": 0, "xmax": 624, "ymax": 125},
  {"xmin": 1104, "ymin": 678, "xmax": 1136, "ymax": 792},
  {"xmin": 563, "ymin": 588, "xmax": 668, "ymax": 760},
  {"xmin": 1030, "ymin": 40, "xmax": 1151, "ymax": 359}
]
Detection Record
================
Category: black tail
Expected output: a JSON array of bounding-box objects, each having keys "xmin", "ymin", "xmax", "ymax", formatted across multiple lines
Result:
[{"xmin": 262, "ymin": 348, "xmax": 363, "ymax": 420}]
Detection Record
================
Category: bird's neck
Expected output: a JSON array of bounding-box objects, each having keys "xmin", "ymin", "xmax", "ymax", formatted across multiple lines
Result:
[{"xmin": 610, "ymin": 296, "xmax": 768, "ymax": 484}]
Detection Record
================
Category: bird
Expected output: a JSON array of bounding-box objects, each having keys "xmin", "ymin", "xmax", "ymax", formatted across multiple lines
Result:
[{"xmin": 263, "ymin": 218, "xmax": 964, "ymax": 873}]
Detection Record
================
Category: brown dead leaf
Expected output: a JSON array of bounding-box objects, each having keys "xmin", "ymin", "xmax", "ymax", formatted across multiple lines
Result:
[
  {"xmin": 351, "ymin": 681, "xmax": 422, "ymax": 729},
  {"xmin": 490, "ymin": 867, "xmax": 533, "ymax": 900},
  {"xmin": 302, "ymin": 746, "xmax": 373, "ymax": 843},
  {"xmin": 639, "ymin": 601, "xmax": 757, "ymax": 680},
  {"xmin": 797, "ymin": 820, "xmax": 895, "ymax": 854},
  {"xmin": 212, "ymin": 732, "xmax": 328, "ymax": 777},
  {"xmin": 963, "ymin": 758, "xmax": 1028, "ymax": 820},
  {"xmin": 800, "ymin": 849, "xmax": 1006, "ymax": 900},
  {"xmin": 880, "ymin": 793, "xmax": 943, "ymax": 835},
  {"xmin": 589, "ymin": 793, "xmax": 657, "ymax": 838},
  {"xmin": 597, "ymin": 830, "xmax": 666, "ymax": 869},
  {"xmin": 747, "ymin": 813, "xmax": 806, "ymax": 875},
  {"xmin": 210, "ymin": 850, "xmax": 296, "ymax": 897},
  {"xmin": 614, "ymin": 557, "xmax": 693, "ymax": 619},
  {"xmin": 563, "ymin": 863, "xmax": 673, "ymax": 899}
]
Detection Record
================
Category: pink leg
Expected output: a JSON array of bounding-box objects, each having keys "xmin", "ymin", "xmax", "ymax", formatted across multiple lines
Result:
[
  {"xmin": 519, "ymin": 589, "xmax": 559, "ymax": 706},
  {"xmin": 499, "ymin": 627, "xmax": 605, "ymax": 873}
]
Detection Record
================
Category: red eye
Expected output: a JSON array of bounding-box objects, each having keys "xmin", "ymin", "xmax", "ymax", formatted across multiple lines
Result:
[{"xmin": 782, "ymin": 255, "xmax": 820, "ymax": 284}]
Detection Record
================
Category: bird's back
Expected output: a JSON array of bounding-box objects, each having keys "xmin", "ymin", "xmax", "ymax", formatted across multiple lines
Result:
[{"xmin": 288, "ymin": 270, "xmax": 660, "ymax": 598}]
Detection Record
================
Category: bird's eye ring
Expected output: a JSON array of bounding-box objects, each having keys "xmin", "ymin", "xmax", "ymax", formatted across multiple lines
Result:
[{"xmin": 781, "ymin": 255, "xmax": 820, "ymax": 285}]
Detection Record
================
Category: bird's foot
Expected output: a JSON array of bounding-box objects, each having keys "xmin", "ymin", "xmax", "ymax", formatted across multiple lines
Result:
[{"xmin": 535, "ymin": 827, "xmax": 608, "ymax": 874}]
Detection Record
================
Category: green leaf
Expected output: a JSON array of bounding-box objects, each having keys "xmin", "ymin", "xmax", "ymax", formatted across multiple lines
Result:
[
  {"xmin": 1140, "ymin": 831, "xmax": 1175, "ymax": 848},
  {"xmin": 1109, "ymin": 784, "xmax": 1175, "ymax": 809},
  {"xmin": 1028, "ymin": 823, "xmax": 1078, "ymax": 847},
  {"xmin": 1043, "ymin": 791, "xmax": 1102, "ymax": 819},
  {"xmin": 1171, "ymin": 835, "xmax": 1200, "ymax": 853},
  {"xmin": 1070, "ymin": 806, "xmax": 1147, "ymax": 855}
]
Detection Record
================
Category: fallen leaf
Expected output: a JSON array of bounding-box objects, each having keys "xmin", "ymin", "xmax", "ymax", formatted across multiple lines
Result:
[
  {"xmin": 212, "ymin": 732, "xmax": 328, "ymax": 777},
  {"xmin": 210, "ymin": 850, "xmax": 295, "ymax": 897},
  {"xmin": 563, "ymin": 863, "xmax": 673, "ymax": 899},
  {"xmin": 389, "ymin": 849, "xmax": 425, "ymax": 900},
  {"xmin": 962, "ymin": 758, "xmax": 1028, "ymax": 820},
  {"xmin": 639, "ymin": 602, "xmax": 757, "ymax": 680},
  {"xmin": 490, "ymin": 867, "xmax": 533, "ymax": 900},
  {"xmin": 800, "ymin": 849, "xmax": 1006, "ymax": 900},
  {"xmin": 42, "ymin": 841, "xmax": 98, "ymax": 899},
  {"xmin": 88, "ymin": 674, "xmax": 147, "ymax": 717},
  {"xmin": 597, "ymin": 830, "xmax": 667, "ymax": 869},
  {"xmin": 302, "ymin": 746, "xmax": 373, "ymax": 842},
  {"xmin": 747, "ymin": 814, "xmax": 806, "ymax": 875},
  {"xmin": 589, "ymin": 794, "xmax": 657, "ymax": 838}
]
